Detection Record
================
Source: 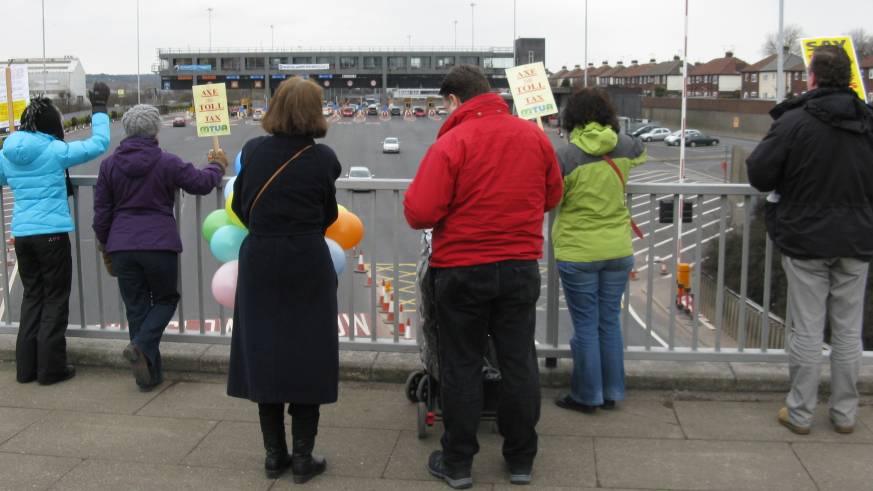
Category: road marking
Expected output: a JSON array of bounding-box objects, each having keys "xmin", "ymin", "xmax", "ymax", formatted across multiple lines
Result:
[
  {"xmin": 633, "ymin": 217, "xmax": 721, "ymax": 242},
  {"xmin": 628, "ymin": 304, "xmax": 669, "ymax": 348}
]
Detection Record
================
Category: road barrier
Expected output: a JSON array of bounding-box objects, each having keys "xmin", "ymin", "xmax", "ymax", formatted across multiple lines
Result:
[{"xmin": 0, "ymin": 177, "xmax": 868, "ymax": 363}]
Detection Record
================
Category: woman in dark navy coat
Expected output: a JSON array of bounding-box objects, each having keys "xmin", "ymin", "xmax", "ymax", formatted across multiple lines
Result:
[{"xmin": 227, "ymin": 77, "xmax": 341, "ymax": 483}]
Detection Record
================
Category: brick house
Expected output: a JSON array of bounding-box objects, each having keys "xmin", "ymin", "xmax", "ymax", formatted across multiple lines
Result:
[
  {"xmin": 619, "ymin": 60, "xmax": 657, "ymax": 90},
  {"xmin": 740, "ymin": 53, "xmax": 806, "ymax": 100},
  {"xmin": 598, "ymin": 61, "xmax": 627, "ymax": 87},
  {"xmin": 641, "ymin": 56, "xmax": 683, "ymax": 96},
  {"xmin": 688, "ymin": 51, "xmax": 748, "ymax": 98},
  {"xmin": 861, "ymin": 56, "xmax": 873, "ymax": 102},
  {"xmin": 549, "ymin": 66, "xmax": 571, "ymax": 88},
  {"xmin": 571, "ymin": 62, "xmax": 612, "ymax": 87}
]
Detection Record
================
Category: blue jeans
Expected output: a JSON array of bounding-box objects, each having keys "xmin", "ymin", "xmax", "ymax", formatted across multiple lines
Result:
[{"xmin": 558, "ymin": 256, "xmax": 634, "ymax": 405}]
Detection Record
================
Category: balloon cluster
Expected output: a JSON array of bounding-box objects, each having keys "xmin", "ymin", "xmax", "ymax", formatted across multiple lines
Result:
[{"xmin": 202, "ymin": 151, "xmax": 366, "ymax": 309}]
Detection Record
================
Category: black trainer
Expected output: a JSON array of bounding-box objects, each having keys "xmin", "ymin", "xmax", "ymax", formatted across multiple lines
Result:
[
  {"xmin": 507, "ymin": 462, "xmax": 532, "ymax": 485},
  {"xmin": 555, "ymin": 394, "xmax": 596, "ymax": 414},
  {"xmin": 37, "ymin": 365, "xmax": 76, "ymax": 385},
  {"xmin": 427, "ymin": 450, "xmax": 473, "ymax": 489}
]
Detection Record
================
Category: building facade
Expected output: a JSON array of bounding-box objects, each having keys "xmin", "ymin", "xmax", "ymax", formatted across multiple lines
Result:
[
  {"xmin": 688, "ymin": 52, "xmax": 747, "ymax": 98},
  {"xmin": 9, "ymin": 57, "xmax": 87, "ymax": 104},
  {"xmin": 741, "ymin": 53, "xmax": 806, "ymax": 100}
]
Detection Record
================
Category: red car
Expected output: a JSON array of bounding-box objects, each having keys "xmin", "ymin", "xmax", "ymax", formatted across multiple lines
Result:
[
  {"xmin": 341, "ymin": 107, "xmax": 355, "ymax": 117},
  {"xmin": 413, "ymin": 106, "xmax": 427, "ymax": 117},
  {"xmin": 172, "ymin": 117, "xmax": 186, "ymax": 127}
]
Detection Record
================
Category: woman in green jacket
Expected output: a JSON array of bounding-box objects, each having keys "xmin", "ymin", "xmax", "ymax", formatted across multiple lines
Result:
[{"xmin": 552, "ymin": 88, "xmax": 646, "ymax": 413}]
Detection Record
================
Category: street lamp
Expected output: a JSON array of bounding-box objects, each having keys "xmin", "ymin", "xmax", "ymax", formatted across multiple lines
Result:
[
  {"xmin": 136, "ymin": 0, "xmax": 141, "ymax": 103},
  {"xmin": 470, "ymin": 2, "xmax": 476, "ymax": 50},
  {"xmin": 776, "ymin": 0, "xmax": 785, "ymax": 102},
  {"xmin": 207, "ymin": 7, "xmax": 214, "ymax": 50},
  {"xmin": 407, "ymin": 34, "xmax": 411, "ymax": 49},
  {"xmin": 453, "ymin": 20, "xmax": 458, "ymax": 49},
  {"xmin": 270, "ymin": 24, "xmax": 275, "ymax": 50},
  {"xmin": 584, "ymin": 0, "xmax": 588, "ymax": 87},
  {"xmin": 41, "ymin": 0, "xmax": 46, "ymax": 94}
]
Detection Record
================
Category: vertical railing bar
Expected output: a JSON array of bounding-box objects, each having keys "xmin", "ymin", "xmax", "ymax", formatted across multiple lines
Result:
[
  {"xmin": 667, "ymin": 193, "xmax": 680, "ymax": 350},
  {"xmin": 0, "ymin": 187, "xmax": 12, "ymax": 325},
  {"xmin": 195, "ymin": 196, "xmax": 206, "ymax": 335},
  {"xmin": 94, "ymin": 242, "xmax": 105, "ymax": 330},
  {"xmin": 761, "ymin": 237, "xmax": 774, "ymax": 352},
  {"xmin": 645, "ymin": 194, "xmax": 656, "ymax": 350},
  {"xmin": 737, "ymin": 195, "xmax": 752, "ymax": 351},
  {"xmin": 175, "ymin": 190, "xmax": 185, "ymax": 334},
  {"xmin": 691, "ymin": 194, "xmax": 704, "ymax": 350},
  {"xmin": 348, "ymin": 190, "xmax": 358, "ymax": 342},
  {"xmin": 345, "ymin": 189, "xmax": 355, "ymax": 342},
  {"xmin": 622, "ymin": 193, "xmax": 632, "ymax": 349},
  {"xmin": 370, "ymin": 190, "xmax": 378, "ymax": 342},
  {"xmin": 119, "ymin": 295, "xmax": 127, "ymax": 331},
  {"xmin": 72, "ymin": 188, "xmax": 86, "ymax": 329},
  {"xmin": 545, "ymin": 211, "xmax": 559, "ymax": 348},
  {"xmin": 714, "ymin": 195, "xmax": 728, "ymax": 351},
  {"xmin": 392, "ymin": 190, "xmax": 401, "ymax": 343},
  {"xmin": 216, "ymin": 189, "xmax": 226, "ymax": 335}
]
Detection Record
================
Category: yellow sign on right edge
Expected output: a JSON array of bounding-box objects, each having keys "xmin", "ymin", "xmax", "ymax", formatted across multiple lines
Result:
[{"xmin": 800, "ymin": 36, "xmax": 867, "ymax": 103}]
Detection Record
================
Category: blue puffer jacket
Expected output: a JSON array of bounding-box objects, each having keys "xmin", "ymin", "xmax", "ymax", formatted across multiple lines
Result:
[{"xmin": 0, "ymin": 113, "xmax": 110, "ymax": 237}]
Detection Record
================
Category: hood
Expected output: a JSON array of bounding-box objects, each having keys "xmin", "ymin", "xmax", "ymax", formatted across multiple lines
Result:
[
  {"xmin": 771, "ymin": 88, "xmax": 873, "ymax": 134},
  {"xmin": 437, "ymin": 93, "xmax": 509, "ymax": 138},
  {"xmin": 110, "ymin": 136, "xmax": 163, "ymax": 177},
  {"xmin": 0, "ymin": 130, "xmax": 55, "ymax": 167},
  {"xmin": 570, "ymin": 122, "xmax": 619, "ymax": 156}
]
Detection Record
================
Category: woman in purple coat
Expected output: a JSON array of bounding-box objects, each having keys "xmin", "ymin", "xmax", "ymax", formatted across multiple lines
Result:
[{"xmin": 93, "ymin": 104, "xmax": 228, "ymax": 390}]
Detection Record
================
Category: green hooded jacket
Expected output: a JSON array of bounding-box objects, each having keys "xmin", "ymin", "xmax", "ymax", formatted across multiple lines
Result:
[{"xmin": 552, "ymin": 123, "xmax": 647, "ymax": 262}]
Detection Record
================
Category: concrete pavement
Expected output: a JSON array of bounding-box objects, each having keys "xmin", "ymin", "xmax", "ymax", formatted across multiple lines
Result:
[{"xmin": 1, "ymin": 360, "xmax": 872, "ymax": 490}]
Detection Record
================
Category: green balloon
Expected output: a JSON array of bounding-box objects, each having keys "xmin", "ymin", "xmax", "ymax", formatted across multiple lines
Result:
[{"xmin": 202, "ymin": 210, "xmax": 233, "ymax": 243}]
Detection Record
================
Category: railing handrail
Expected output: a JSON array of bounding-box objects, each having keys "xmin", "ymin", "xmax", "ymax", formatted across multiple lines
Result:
[{"xmin": 158, "ymin": 46, "xmax": 515, "ymax": 55}]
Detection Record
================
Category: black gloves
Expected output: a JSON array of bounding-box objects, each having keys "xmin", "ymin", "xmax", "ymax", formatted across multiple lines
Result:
[{"xmin": 88, "ymin": 82, "xmax": 110, "ymax": 114}]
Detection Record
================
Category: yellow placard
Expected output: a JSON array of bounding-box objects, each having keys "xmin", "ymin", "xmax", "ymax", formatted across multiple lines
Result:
[
  {"xmin": 505, "ymin": 62, "xmax": 558, "ymax": 121},
  {"xmin": 192, "ymin": 83, "xmax": 231, "ymax": 138},
  {"xmin": 800, "ymin": 36, "xmax": 868, "ymax": 103},
  {"xmin": 0, "ymin": 65, "xmax": 30, "ymax": 129}
]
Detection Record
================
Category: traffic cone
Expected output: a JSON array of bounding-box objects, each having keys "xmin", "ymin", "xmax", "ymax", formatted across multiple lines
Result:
[
  {"xmin": 386, "ymin": 300, "xmax": 396, "ymax": 324},
  {"xmin": 629, "ymin": 268, "xmax": 639, "ymax": 281},
  {"xmin": 355, "ymin": 254, "xmax": 367, "ymax": 273},
  {"xmin": 660, "ymin": 262, "xmax": 669, "ymax": 275},
  {"xmin": 381, "ymin": 291, "xmax": 391, "ymax": 313},
  {"xmin": 399, "ymin": 302, "xmax": 404, "ymax": 315},
  {"xmin": 404, "ymin": 318, "xmax": 413, "ymax": 340},
  {"xmin": 398, "ymin": 318, "xmax": 406, "ymax": 337},
  {"xmin": 386, "ymin": 279, "xmax": 393, "ymax": 293},
  {"xmin": 378, "ymin": 287, "xmax": 386, "ymax": 311},
  {"xmin": 365, "ymin": 270, "xmax": 373, "ymax": 287}
]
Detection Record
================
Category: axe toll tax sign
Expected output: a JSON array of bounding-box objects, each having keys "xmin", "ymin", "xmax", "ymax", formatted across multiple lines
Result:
[
  {"xmin": 505, "ymin": 62, "xmax": 558, "ymax": 128},
  {"xmin": 192, "ymin": 83, "xmax": 231, "ymax": 141},
  {"xmin": 801, "ymin": 36, "xmax": 868, "ymax": 103}
]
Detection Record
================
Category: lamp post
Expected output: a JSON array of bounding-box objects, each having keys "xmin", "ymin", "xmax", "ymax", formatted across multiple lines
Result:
[
  {"xmin": 270, "ymin": 24, "xmax": 275, "ymax": 50},
  {"xmin": 41, "ymin": 0, "xmax": 47, "ymax": 94},
  {"xmin": 207, "ymin": 7, "xmax": 213, "ymax": 50},
  {"xmin": 453, "ymin": 20, "xmax": 458, "ymax": 49},
  {"xmin": 513, "ymin": 0, "xmax": 516, "ymax": 63},
  {"xmin": 776, "ymin": 0, "xmax": 785, "ymax": 102},
  {"xmin": 470, "ymin": 3, "xmax": 476, "ymax": 50},
  {"xmin": 584, "ymin": 0, "xmax": 589, "ymax": 87},
  {"xmin": 136, "ymin": 0, "xmax": 141, "ymax": 103}
]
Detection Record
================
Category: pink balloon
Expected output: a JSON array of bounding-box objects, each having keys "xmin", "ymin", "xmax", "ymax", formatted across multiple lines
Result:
[{"xmin": 212, "ymin": 260, "xmax": 238, "ymax": 309}]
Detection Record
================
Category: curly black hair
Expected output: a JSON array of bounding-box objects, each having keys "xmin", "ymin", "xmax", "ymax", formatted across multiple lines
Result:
[{"xmin": 561, "ymin": 88, "xmax": 619, "ymax": 134}]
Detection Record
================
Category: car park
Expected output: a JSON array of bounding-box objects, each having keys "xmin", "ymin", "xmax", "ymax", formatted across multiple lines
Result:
[
  {"xmin": 382, "ymin": 137, "xmax": 400, "ymax": 153},
  {"xmin": 639, "ymin": 128, "xmax": 671, "ymax": 142}
]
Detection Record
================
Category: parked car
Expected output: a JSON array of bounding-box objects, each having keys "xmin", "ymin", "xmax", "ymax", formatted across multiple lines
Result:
[
  {"xmin": 413, "ymin": 106, "xmax": 426, "ymax": 117},
  {"xmin": 630, "ymin": 124, "xmax": 659, "ymax": 137},
  {"xmin": 389, "ymin": 105, "xmax": 402, "ymax": 116},
  {"xmin": 367, "ymin": 104, "xmax": 379, "ymax": 116},
  {"xmin": 172, "ymin": 117, "xmax": 186, "ymax": 127},
  {"xmin": 435, "ymin": 106, "xmax": 448, "ymax": 115},
  {"xmin": 341, "ymin": 106, "xmax": 355, "ymax": 117},
  {"xmin": 664, "ymin": 129, "xmax": 701, "ymax": 146},
  {"xmin": 685, "ymin": 133, "xmax": 720, "ymax": 147},
  {"xmin": 639, "ymin": 128, "xmax": 671, "ymax": 142},
  {"xmin": 382, "ymin": 137, "xmax": 400, "ymax": 154},
  {"xmin": 322, "ymin": 106, "xmax": 333, "ymax": 117}
]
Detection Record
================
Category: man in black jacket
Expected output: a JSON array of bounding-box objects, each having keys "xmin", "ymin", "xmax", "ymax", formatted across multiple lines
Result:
[{"xmin": 747, "ymin": 45, "xmax": 873, "ymax": 436}]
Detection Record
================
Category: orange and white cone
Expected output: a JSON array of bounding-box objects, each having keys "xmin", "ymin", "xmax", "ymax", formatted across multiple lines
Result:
[
  {"xmin": 404, "ymin": 318, "xmax": 413, "ymax": 340},
  {"xmin": 398, "ymin": 318, "xmax": 406, "ymax": 337},
  {"xmin": 355, "ymin": 254, "xmax": 367, "ymax": 273},
  {"xmin": 381, "ymin": 291, "xmax": 391, "ymax": 313},
  {"xmin": 629, "ymin": 268, "xmax": 639, "ymax": 281},
  {"xmin": 385, "ymin": 300, "xmax": 396, "ymax": 324},
  {"xmin": 378, "ymin": 287, "xmax": 386, "ymax": 311},
  {"xmin": 365, "ymin": 270, "xmax": 373, "ymax": 287},
  {"xmin": 660, "ymin": 262, "xmax": 669, "ymax": 276}
]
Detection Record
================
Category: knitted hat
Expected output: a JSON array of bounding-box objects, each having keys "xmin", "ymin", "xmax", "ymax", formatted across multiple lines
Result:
[
  {"xmin": 122, "ymin": 104, "xmax": 161, "ymax": 138},
  {"xmin": 20, "ymin": 97, "xmax": 64, "ymax": 140}
]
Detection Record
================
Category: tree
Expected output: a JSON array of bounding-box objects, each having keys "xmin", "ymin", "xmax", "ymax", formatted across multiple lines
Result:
[
  {"xmin": 761, "ymin": 24, "xmax": 805, "ymax": 57},
  {"xmin": 849, "ymin": 28, "xmax": 873, "ymax": 57}
]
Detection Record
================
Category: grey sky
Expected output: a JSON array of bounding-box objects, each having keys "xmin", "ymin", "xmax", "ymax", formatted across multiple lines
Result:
[{"xmin": 3, "ymin": 0, "xmax": 870, "ymax": 74}]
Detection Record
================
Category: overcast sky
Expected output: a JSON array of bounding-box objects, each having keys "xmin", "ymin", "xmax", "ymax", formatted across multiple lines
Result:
[{"xmin": 2, "ymin": 0, "xmax": 869, "ymax": 74}]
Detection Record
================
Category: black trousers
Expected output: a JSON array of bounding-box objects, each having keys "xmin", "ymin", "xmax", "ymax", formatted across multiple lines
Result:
[
  {"xmin": 432, "ymin": 260, "xmax": 542, "ymax": 471},
  {"xmin": 112, "ymin": 251, "xmax": 180, "ymax": 385},
  {"xmin": 257, "ymin": 403, "xmax": 321, "ymax": 442},
  {"xmin": 14, "ymin": 233, "xmax": 72, "ymax": 383}
]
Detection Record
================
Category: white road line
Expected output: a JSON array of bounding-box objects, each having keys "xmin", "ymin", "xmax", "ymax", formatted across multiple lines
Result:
[
  {"xmin": 633, "ymin": 217, "xmax": 721, "ymax": 242},
  {"xmin": 636, "ymin": 228, "xmax": 734, "ymax": 271},
  {"xmin": 628, "ymin": 304, "xmax": 669, "ymax": 348}
]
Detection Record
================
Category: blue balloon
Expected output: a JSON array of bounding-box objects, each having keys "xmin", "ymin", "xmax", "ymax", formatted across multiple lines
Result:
[
  {"xmin": 223, "ymin": 176, "xmax": 236, "ymax": 199},
  {"xmin": 325, "ymin": 237, "xmax": 346, "ymax": 275},
  {"xmin": 234, "ymin": 151, "xmax": 243, "ymax": 175},
  {"xmin": 210, "ymin": 225, "xmax": 248, "ymax": 263}
]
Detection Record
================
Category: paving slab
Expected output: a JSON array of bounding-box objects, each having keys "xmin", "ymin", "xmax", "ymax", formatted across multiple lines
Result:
[
  {"xmin": 859, "ymin": 405, "xmax": 873, "ymax": 432},
  {"xmin": 320, "ymin": 382, "xmax": 417, "ymax": 431},
  {"xmin": 537, "ymin": 398, "xmax": 684, "ymax": 439},
  {"xmin": 384, "ymin": 430, "xmax": 596, "ymax": 488},
  {"xmin": 0, "ymin": 452, "xmax": 81, "ymax": 491},
  {"xmin": 52, "ymin": 458, "xmax": 272, "ymax": 491},
  {"xmin": 675, "ymin": 400, "xmax": 873, "ymax": 442},
  {"xmin": 595, "ymin": 438, "xmax": 816, "ymax": 490},
  {"xmin": 625, "ymin": 360, "xmax": 736, "ymax": 391},
  {"xmin": 136, "ymin": 381, "xmax": 257, "ymax": 422},
  {"xmin": 184, "ymin": 420, "xmax": 400, "ymax": 479},
  {"xmin": 272, "ymin": 475, "xmax": 463, "ymax": 490},
  {"xmin": 0, "ymin": 407, "xmax": 49, "ymax": 445},
  {"xmin": 0, "ymin": 366, "xmax": 164, "ymax": 414},
  {"xmin": 792, "ymin": 442, "xmax": 873, "ymax": 491},
  {"xmin": 0, "ymin": 411, "xmax": 216, "ymax": 464}
]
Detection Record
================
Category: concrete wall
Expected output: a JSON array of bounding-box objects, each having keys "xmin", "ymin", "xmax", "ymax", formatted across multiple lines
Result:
[{"xmin": 642, "ymin": 97, "xmax": 775, "ymax": 138}]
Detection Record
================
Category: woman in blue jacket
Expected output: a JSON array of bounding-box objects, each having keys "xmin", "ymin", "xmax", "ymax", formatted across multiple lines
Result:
[{"xmin": 0, "ymin": 83, "xmax": 110, "ymax": 385}]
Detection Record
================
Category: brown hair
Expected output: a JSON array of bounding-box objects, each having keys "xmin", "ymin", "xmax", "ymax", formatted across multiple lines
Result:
[
  {"xmin": 261, "ymin": 77, "xmax": 328, "ymax": 138},
  {"xmin": 810, "ymin": 45, "xmax": 852, "ymax": 89},
  {"xmin": 561, "ymin": 87, "xmax": 619, "ymax": 133}
]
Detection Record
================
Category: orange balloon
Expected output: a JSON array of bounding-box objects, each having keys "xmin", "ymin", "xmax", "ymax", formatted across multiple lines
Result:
[{"xmin": 326, "ymin": 210, "xmax": 364, "ymax": 250}]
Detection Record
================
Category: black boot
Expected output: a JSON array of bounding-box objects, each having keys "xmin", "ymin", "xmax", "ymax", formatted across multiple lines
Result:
[
  {"xmin": 259, "ymin": 409, "xmax": 292, "ymax": 479},
  {"xmin": 291, "ymin": 437, "xmax": 327, "ymax": 484}
]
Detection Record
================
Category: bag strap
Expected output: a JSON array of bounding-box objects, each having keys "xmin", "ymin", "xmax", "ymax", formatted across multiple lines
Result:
[
  {"xmin": 603, "ymin": 154, "xmax": 645, "ymax": 240},
  {"xmin": 248, "ymin": 145, "xmax": 312, "ymax": 217}
]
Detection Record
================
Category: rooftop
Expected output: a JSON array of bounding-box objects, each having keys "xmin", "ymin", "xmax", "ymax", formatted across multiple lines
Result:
[
  {"xmin": 742, "ymin": 53, "xmax": 805, "ymax": 73},
  {"xmin": 690, "ymin": 52, "xmax": 748, "ymax": 76}
]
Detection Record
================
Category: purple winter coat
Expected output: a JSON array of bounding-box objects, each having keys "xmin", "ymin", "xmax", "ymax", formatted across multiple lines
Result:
[{"xmin": 93, "ymin": 136, "xmax": 223, "ymax": 253}]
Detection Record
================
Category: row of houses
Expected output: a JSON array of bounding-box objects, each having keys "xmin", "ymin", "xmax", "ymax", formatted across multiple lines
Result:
[{"xmin": 551, "ymin": 51, "xmax": 873, "ymax": 101}]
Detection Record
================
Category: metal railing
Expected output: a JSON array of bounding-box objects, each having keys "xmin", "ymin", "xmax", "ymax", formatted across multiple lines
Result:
[
  {"xmin": 0, "ymin": 177, "xmax": 869, "ymax": 363},
  {"xmin": 157, "ymin": 46, "xmax": 514, "ymax": 55}
]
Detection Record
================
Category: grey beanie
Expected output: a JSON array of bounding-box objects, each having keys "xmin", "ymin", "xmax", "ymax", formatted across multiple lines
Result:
[{"xmin": 122, "ymin": 104, "xmax": 161, "ymax": 138}]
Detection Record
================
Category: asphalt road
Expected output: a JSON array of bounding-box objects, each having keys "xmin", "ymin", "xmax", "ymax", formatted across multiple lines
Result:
[{"xmin": 3, "ymin": 113, "xmax": 756, "ymax": 349}]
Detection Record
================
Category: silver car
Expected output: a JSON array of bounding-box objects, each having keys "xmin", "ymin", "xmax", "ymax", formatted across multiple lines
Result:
[
  {"xmin": 382, "ymin": 137, "xmax": 400, "ymax": 153},
  {"xmin": 639, "ymin": 128, "xmax": 671, "ymax": 142}
]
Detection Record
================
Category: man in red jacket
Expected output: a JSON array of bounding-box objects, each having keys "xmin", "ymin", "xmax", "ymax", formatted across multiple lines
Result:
[{"xmin": 404, "ymin": 65, "xmax": 563, "ymax": 489}]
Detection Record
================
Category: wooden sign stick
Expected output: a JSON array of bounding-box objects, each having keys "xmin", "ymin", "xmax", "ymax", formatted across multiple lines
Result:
[
  {"xmin": 211, "ymin": 135, "xmax": 220, "ymax": 153},
  {"xmin": 535, "ymin": 115, "xmax": 544, "ymax": 131}
]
